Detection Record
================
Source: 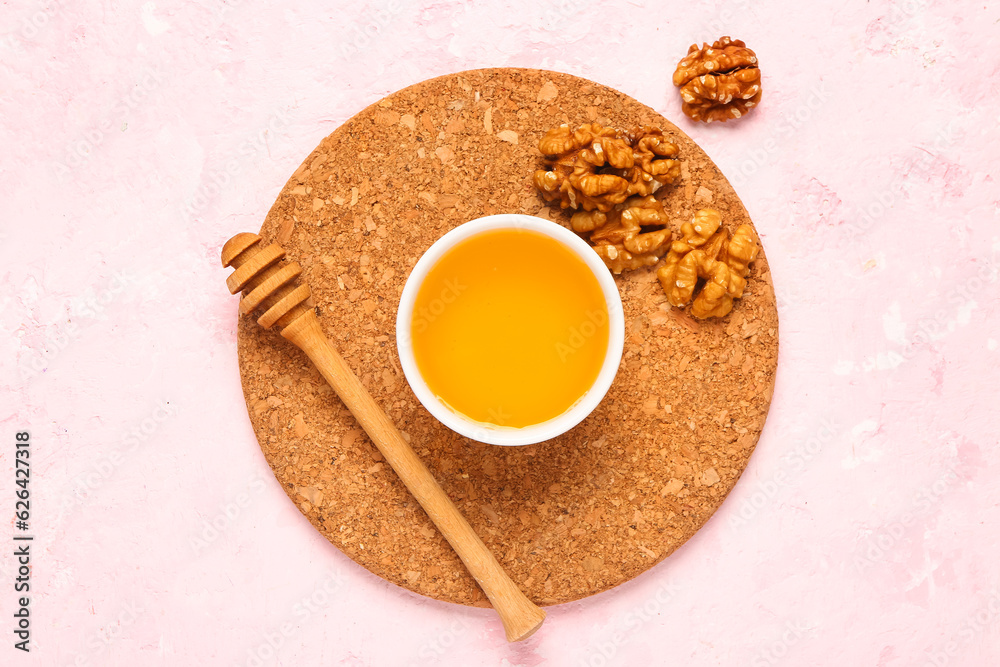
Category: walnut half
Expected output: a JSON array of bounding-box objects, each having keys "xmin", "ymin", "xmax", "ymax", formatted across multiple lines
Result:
[
  {"xmin": 657, "ymin": 209, "xmax": 759, "ymax": 319},
  {"xmin": 573, "ymin": 195, "xmax": 673, "ymax": 274},
  {"xmin": 673, "ymin": 36, "xmax": 762, "ymax": 123}
]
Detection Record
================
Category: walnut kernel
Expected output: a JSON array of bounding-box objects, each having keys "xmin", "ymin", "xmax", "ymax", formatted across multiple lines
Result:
[
  {"xmin": 657, "ymin": 209, "xmax": 759, "ymax": 319},
  {"xmin": 534, "ymin": 123, "xmax": 681, "ymax": 211},
  {"xmin": 673, "ymin": 36, "xmax": 761, "ymax": 123},
  {"xmin": 625, "ymin": 126, "xmax": 683, "ymax": 196},
  {"xmin": 574, "ymin": 195, "xmax": 672, "ymax": 274}
]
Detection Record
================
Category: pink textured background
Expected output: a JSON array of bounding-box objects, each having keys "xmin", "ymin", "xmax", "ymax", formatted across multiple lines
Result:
[{"xmin": 2, "ymin": 1, "xmax": 999, "ymax": 665}]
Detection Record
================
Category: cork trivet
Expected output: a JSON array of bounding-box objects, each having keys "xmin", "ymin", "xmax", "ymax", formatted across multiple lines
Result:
[{"xmin": 236, "ymin": 68, "xmax": 778, "ymax": 606}]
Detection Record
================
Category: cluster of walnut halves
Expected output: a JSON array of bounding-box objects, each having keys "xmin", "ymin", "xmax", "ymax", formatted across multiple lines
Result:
[
  {"xmin": 533, "ymin": 122, "xmax": 759, "ymax": 319},
  {"xmin": 657, "ymin": 209, "xmax": 760, "ymax": 319},
  {"xmin": 533, "ymin": 123, "xmax": 682, "ymax": 213},
  {"xmin": 533, "ymin": 123, "xmax": 681, "ymax": 276}
]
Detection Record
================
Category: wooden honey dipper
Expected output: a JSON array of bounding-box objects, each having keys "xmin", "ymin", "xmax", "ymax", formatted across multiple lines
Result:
[{"xmin": 222, "ymin": 232, "xmax": 546, "ymax": 642}]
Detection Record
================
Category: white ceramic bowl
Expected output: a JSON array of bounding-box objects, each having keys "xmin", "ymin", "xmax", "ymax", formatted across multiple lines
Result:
[{"xmin": 395, "ymin": 214, "xmax": 625, "ymax": 446}]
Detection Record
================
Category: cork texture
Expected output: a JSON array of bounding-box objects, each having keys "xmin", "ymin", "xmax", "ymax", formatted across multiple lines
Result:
[{"xmin": 236, "ymin": 68, "xmax": 778, "ymax": 606}]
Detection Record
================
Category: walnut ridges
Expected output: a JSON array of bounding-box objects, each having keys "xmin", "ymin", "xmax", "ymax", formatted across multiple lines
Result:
[
  {"xmin": 571, "ymin": 195, "xmax": 672, "ymax": 274},
  {"xmin": 532, "ymin": 122, "xmax": 760, "ymax": 319},
  {"xmin": 625, "ymin": 126, "xmax": 683, "ymax": 196},
  {"xmin": 657, "ymin": 208, "xmax": 760, "ymax": 319},
  {"xmin": 673, "ymin": 36, "xmax": 761, "ymax": 123},
  {"xmin": 533, "ymin": 123, "xmax": 681, "ymax": 212}
]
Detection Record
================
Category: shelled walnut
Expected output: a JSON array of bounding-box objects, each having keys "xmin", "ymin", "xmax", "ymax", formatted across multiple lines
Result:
[
  {"xmin": 672, "ymin": 36, "xmax": 761, "ymax": 123},
  {"xmin": 657, "ymin": 209, "xmax": 759, "ymax": 319},
  {"xmin": 533, "ymin": 123, "xmax": 681, "ymax": 212},
  {"xmin": 658, "ymin": 208, "xmax": 724, "ymax": 306},
  {"xmin": 572, "ymin": 195, "xmax": 672, "ymax": 274},
  {"xmin": 533, "ymin": 123, "xmax": 632, "ymax": 211},
  {"xmin": 624, "ymin": 126, "xmax": 683, "ymax": 196}
]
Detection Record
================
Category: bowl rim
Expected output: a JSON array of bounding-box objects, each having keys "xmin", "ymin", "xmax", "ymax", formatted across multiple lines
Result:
[{"xmin": 395, "ymin": 213, "xmax": 625, "ymax": 446}]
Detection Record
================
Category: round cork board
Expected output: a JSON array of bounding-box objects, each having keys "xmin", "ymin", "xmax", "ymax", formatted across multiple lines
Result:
[{"xmin": 236, "ymin": 68, "xmax": 778, "ymax": 606}]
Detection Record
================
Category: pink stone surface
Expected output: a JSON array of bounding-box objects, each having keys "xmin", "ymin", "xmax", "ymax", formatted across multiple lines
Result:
[{"xmin": 2, "ymin": 1, "xmax": 999, "ymax": 665}]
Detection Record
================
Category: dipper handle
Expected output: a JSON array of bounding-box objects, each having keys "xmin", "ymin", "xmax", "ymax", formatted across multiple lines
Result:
[{"xmin": 222, "ymin": 233, "xmax": 545, "ymax": 642}]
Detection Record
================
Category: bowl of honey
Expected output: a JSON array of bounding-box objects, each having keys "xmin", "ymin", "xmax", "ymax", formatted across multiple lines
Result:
[{"xmin": 396, "ymin": 214, "xmax": 625, "ymax": 446}]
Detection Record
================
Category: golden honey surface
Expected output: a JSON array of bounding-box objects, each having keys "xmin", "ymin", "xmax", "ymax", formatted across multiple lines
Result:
[{"xmin": 411, "ymin": 228, "xmax": 609, "ymax": 428}]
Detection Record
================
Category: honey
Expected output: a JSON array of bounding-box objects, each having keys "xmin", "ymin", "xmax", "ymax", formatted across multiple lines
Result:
[{"xmin": 411, "ymin": 228, "xmax": 609, "ymax": 428}]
